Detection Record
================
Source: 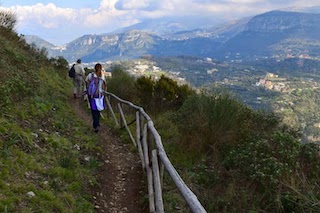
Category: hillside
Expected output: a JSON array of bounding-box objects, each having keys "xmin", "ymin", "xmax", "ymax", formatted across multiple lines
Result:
[
  {"xmin": 0, "ymin": 23, "xmax": 146, "ymax": 212},
  {"xmin": 217, "ymin": 11, "xmax": 320, "ymax": 60}
]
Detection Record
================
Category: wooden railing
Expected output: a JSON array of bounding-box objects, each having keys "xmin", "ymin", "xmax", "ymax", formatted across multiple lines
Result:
[{"xmin": 104, "ymin": 92, "xmax": 206, "ymax": 213}]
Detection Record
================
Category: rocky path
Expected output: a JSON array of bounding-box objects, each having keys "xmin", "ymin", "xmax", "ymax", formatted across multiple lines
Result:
[{"xmin": 71, "ymin": 99, "xmax": 147, "ymax": 213}]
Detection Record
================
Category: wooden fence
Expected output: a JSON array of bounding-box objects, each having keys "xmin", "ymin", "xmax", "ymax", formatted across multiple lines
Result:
[{"xmin": 104, "ymin": 92, "xmax": 207, "ymax": 213}]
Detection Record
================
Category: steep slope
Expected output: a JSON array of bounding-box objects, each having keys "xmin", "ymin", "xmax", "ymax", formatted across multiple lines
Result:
[{"xmin": 0, "ymin": 27, "xmax": 146, "ymax": 212}]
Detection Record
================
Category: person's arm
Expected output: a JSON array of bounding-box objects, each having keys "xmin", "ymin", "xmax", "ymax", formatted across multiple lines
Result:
[
  {"xmin": 98, "ymin": 78, "xmax": 107, "ymax": 96},
  {"xmin": 81, "ymin": 66, "xmax": 85, "ymax": 76}
]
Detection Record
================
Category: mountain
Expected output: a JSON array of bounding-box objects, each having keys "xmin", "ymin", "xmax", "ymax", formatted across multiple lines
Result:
[
  {"xmin": 23, "ymin": 35, "xmax": 55, "ymax": 49},
  {"xmin": 110, "ymin": 16, "xmax": 225, "ymax": 36},
  {"xmin": 64, "ymin": 30, "xmax": 163, "ymax": 62},
  {"xmin": 25, "ymin": 9, "xmax": 320, "ymax": 63},
  {"xmin": 165, "ymin": 17, "xmax": 250, "ymax": 42},
  {"xmin": 23, "ymin": 35, "xmax": 68, "ymax": 59},
  {"xmin": 49, "ymin": 30, "xmax": 220, "ymax": 62},
  {"xmin": 215, "ymin": 11, "xmax": 320, "ymax": 60}
]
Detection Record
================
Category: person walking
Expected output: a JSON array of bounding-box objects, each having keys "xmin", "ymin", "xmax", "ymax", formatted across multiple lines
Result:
[
  {"xmin": 85, "ymin": 63, "xmax": 107, "ymax": 132},
  {"xmin": 73, "ymin": 59, "xmax": 85, "ymax": 99}
]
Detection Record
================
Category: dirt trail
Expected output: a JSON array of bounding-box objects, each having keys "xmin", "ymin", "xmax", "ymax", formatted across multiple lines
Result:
[{"xmin": 71, "ymin": 99, "xmax": 148, "ymax": 213}]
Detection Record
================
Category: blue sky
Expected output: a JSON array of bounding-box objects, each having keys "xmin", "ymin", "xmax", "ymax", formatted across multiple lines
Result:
[
  {"xmin": 2, "ymin": 0, "xmax": 102, "ymax": 9},
  {"xmin": 1, "ymin": 0, "xmax": 320, "ymax": 45}
]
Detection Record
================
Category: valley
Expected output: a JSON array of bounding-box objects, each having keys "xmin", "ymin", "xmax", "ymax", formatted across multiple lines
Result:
[{"xmin": 109, "ymin": 56, "xmax": 320, "ymax": 144}]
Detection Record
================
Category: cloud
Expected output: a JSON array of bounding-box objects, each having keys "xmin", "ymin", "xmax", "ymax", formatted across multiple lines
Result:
[
  {"xmin": 115, "ymin": 0, "xmax": 153, "ymax": 10},
  {"xmin": 11, "ymin": 3, "xmax": 84, "ymax": 29}
]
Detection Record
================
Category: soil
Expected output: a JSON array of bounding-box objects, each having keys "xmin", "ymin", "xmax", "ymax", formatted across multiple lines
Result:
[{"xmin": 71, "ymin": 98, "xmax": 148, "ymax": 213}]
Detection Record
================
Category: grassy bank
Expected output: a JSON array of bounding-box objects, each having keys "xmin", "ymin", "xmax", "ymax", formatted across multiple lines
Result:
[{"xmin": 0, "ymin": 26, "xmax": 100, "ymax": 212}]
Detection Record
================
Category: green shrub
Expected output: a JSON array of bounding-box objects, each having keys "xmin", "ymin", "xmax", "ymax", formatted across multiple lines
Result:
[
  {"xmin": 135, "ymin": 76, "xmax": 154, "ymax": 109},
  {"xmin": 107, "ymin": 66, "xmax": 138, "ymax": 101},
  {"xmin": 174, "ymin": 92, "xmax": 252, "ymax": 156}
]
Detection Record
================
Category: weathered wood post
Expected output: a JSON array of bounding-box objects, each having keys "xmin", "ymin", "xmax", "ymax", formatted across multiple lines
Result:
[
  {"xmin": 142, "ymin": 124, "xmax": 155, "ymax": 212},
  {"xmin": 105, "ymin": 95, "xmax": 119, "ymax": 126},
  {"xmin": 152, "ymin": 149, "xmax": 164, "ymax": 213},
  {"xmin": 136, "ymin": 111, "xmax": 145, "ymax": 170},
  {"xmin": 117, "ymin": 103, "xmax": 123, "ymax": 128},
  {"xmin": 117, "ymin": 103, "xmax": 136, "ymax": 146}
]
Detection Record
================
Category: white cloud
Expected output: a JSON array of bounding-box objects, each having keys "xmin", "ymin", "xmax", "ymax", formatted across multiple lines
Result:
[
  {"xmin": 115, "ymin": 0, "xmax": 152, "ymax": 10},
  {"xmin": 11, "ymin": 3, "xmax": 83, "ymax": 29}
]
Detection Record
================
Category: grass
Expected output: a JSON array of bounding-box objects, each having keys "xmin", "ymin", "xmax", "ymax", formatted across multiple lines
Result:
[{"xmin": 0, "ymin": 27, "xmax": 101, "ymax": 212}]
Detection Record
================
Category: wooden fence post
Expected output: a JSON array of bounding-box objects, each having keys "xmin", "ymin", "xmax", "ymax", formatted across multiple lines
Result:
[
  {"xmin": 118, "ymin": 103, "xmax": 136, "ymax": 147},
  {"xmin": 117, "ymin": 103, "xmax": 123, "ymax": 128},
  {"xmin": 152, "ymin": 149, "xmax": 164, "ymax": 213},
  {"xmin": 105, "ymin": 95, "xmax": 119, "ymax": 126},
  {"xmin": 142, "ymin": 124, "xmax": 155, "ymax": 212},
  {"xmin": 136, "ymin": 111, "xmax": 145, "ymax": 170}
]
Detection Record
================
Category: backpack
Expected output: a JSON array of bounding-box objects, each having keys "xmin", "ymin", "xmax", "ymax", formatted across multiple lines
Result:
[
  {"xmin": 68, "ymin": 64, "xmax": 75, "ymax": 78},
  {"xmin": 87, "ymin": 73, "xmax": 100, "ymax": 98}
]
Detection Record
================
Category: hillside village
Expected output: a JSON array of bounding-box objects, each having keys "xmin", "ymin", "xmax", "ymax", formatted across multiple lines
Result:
[{"xmin": 256, "ymin": 73, "xmax": 290, "ymax": 92}]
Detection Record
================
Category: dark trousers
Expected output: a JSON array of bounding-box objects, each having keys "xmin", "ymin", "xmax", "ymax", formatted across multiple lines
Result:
[
  {"xmin": 91, "ymin": 110, "xmax": 100, "ymax": 129},
  {"xmin": 89, "ymin": 97, "xmax": 100, "ymax": 129}
]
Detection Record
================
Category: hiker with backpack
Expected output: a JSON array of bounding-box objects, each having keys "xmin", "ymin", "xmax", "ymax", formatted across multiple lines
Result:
[
  {"xmin": 85, "ymin": 63, "xmax": 107, "ymax": 133},
  {"xmin": 72, "ymin": 59, "xmax": 85, "ymax": 99}
]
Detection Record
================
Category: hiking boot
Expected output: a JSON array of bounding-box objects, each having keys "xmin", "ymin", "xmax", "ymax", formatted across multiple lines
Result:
[
  {"xmin": 74, "ymin": 94, "xmax": 77, "ymax": 99},
  {"xmin": 94, "ymin": 127, "xmax": 99, "ymax": 133}
]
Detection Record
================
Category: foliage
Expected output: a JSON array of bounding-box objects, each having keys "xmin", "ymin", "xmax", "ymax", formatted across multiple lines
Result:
[
  {"xmin": 153, "ymin": 75, "xmax": 193, "ymax": 112},
  {"xmin": 50, "ymin": 56, "xmax": 69, "ymax": 70},
  {"xmin": 107, "ymin": 66, "xmax": 138, "ymax": 102},
  {"xmin": 157, "ymin": 90, "xmax": 320, "ymax": 212},
  {"xmin": 0, "ymin": 9, "xmax": 17, "ymax": 30},
  {"xmin": 135, "ymin": 75, "xmax": 194, "ymax": 113},
  {"xmin": 135, "ymin": 76, "xmax": 154, "ymax": 109},
  {"xmin": 106, "ymin": 64, "xmax": 320, "ymax": 212},
  {"xmin": 0, "ymin": 26, "xmax": 98, "ymax": 212},
  {"xmin": 174, "ymin": 92, "xmax": 252, "ymax": 156}
]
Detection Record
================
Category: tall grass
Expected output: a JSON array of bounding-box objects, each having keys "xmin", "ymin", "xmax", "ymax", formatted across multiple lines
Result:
[{"xmin": 0, "ymin": 20, "xmax": 99, "ymax": 212}]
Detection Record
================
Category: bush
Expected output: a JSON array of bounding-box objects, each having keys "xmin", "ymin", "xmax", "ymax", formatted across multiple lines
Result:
[
  {"xmin": 0, "ymin": 10, "xmax": 17, "ymax": 30},
  {"xmin": 107, "ymin": 66, "xmax": 137, "ymax": 101},
  {"xmin": 174, "ymin": 92, "xmax": 252, "ymax": 156},
  {"xmin": 135, "ymin": 75, "xmax": 194, "ymax": 113},
  {"xmin": 135, "ymin": 76, "xmax": 154, "ymax": 109}
]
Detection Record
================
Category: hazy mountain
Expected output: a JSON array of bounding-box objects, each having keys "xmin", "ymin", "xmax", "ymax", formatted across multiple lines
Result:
[
  {"xmin": 281, "ymin": 5, "xmax": 320, "ymax": 13},
  {"xmin": 23, "ymin": 35, "xmax": 55, "ymax": 49},
  {"xmin": 25, "ymin": 8, "xmax": 320, "ymax": 63},
  {"xmin": 111, "ymin": 16, "xmax": 225, "ymax": 36},
  {"xmin": 60, "ymin": 30, "xmax": 220, "ymax": 62},
  {"xmin": 165, "ymin": 17, "xmax": 251, "ymax": 41},
  {"xmin": 215, "ymin": 11, "xmax": 320, "ymax": 60},
  {"xmin": 62, "ymin": 30, "xmax": 163, "ymax": 62}
]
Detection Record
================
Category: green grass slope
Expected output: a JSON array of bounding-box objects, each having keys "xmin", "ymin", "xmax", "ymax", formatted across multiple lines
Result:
[{"xmin": 0, "ymin": 27, "xmax": 99, "ymax": 212}]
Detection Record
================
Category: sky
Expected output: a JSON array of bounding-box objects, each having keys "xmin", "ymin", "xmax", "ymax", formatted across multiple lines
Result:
[{"xmin": 1, "ymin": 0, "xmax": 320, "ymax": 45}]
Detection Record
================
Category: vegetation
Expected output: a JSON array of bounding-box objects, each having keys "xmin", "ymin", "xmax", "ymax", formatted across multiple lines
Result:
[
  {"xmin": 0, "ymin": 11, "xmax": 99, "ymax": 212},
  {"xmin": 107, "ymin": 64, "xmax": 320, "ymax": 212},
  {"xmin": 1, "ymin": 8, "xmax": 320, "ymax": 212}
]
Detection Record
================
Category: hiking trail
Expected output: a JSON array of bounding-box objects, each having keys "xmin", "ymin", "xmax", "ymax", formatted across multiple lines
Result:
[{"xmin": 71, "ymin": 98, "xmax": 147, "ymax": 213}]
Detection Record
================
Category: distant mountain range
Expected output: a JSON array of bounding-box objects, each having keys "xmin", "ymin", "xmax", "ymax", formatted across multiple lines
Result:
[{"xmin": 24, "ymin": 7, "xmax": 320, "ymax": 63}]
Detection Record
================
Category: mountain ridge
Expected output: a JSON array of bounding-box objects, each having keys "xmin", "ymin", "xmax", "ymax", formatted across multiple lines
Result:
[{"xmin": 25, "ymin": 8, "xmax": 320, "ymax": 63}]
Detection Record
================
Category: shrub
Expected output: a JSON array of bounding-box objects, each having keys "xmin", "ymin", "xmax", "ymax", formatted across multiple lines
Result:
[
  {"xmin": 0, "ymin": 10, "xmax": 17, "ymax": 30},
  {"xmin": 135, "ymin": 76, "xmax": 154, "ymax": 109},
  {"xmin": 174, "ymin": 92, "xmax": 252, "ymax": 156},
  {"xmin": 107, "ymin": 66, "xmax": 138, "ymax": 101},
  {"xmin": 153, "ymin": 75, "xmax": 193, "ymax": 112}
]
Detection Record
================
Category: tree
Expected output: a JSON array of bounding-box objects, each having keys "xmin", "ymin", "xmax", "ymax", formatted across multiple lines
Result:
[{"xmin": 136, "ymin": 76, "xmax": 155, "ymax": 109}]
